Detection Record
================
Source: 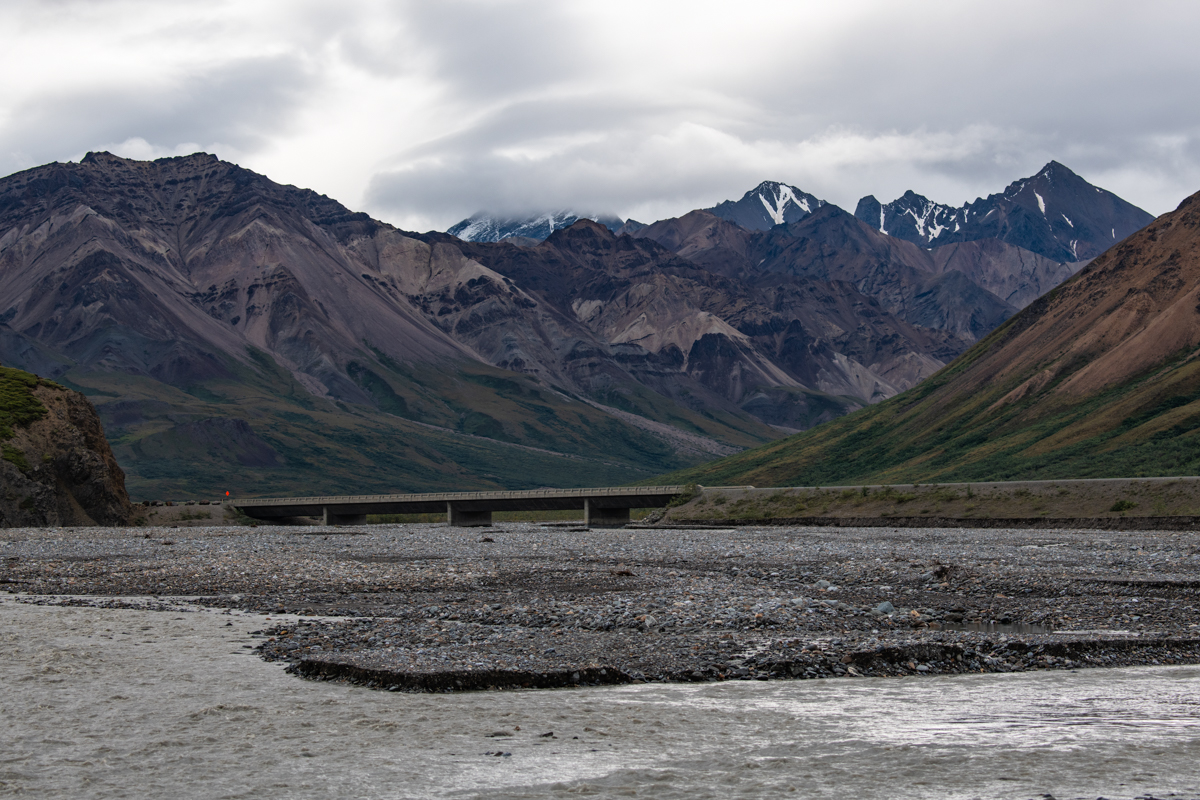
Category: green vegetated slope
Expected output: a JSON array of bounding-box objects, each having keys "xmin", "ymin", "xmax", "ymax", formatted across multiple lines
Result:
[
  {"xmin": 71, "ymin": 347, "xmax": 757, "ymax": 500},
  {"xmin": 0, "ymin": 365, "xmax": 50, "ymax": 470},
  {"xmin": 663, "ymin": 481, "xmax": 1200, "ymax": 525},
  {"xmin": 661, "ymin": 190, "xmax": 1200, "ymax": 487}
]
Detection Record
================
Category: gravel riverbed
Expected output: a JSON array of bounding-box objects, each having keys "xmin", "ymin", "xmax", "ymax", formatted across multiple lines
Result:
[{"xmin": 4, "ymin": 522, "xmax": 1200, "ymax": 690}]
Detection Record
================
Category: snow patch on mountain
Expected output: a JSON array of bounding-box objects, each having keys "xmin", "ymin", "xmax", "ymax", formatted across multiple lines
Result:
[
  {"xmin": 854, "ymin": 161, "xmax": 1154, "ymax": 263},
  {"xmin": 708, "ymin": 181, "xmax": 826, "ymax": 231},
  {"xmin": 448, "ymin": 212, "xmax": 624, "ymax": 242},
  {"xmin": 759, "ymin": 184, "xmax": 812, "ymax": 225}
]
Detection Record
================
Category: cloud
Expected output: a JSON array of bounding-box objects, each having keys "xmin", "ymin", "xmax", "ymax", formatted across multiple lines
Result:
[
  {"xmin": 0, "ymin": 54, "xmax": 314, "ymax": 174},
  {"xmin": 359, "ymin": 0, "xmax": 1200, "ymax": 228},
  {"xmin": 1, "ymin": 0, "xmax": 1198, "ymax": 228},
  {"xmin": 365, "ymin": 120, "xmax": 1048, "ymax": 230}
]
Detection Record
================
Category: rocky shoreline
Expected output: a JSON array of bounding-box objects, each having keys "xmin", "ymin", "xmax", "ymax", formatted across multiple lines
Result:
[
  {"xmin": 284, "ymin": 630, "xmax": 1200, "ymax": 692},
  {"xmin": 3, "ymin": 521, "xmax": 1199, "ymax": 691}
]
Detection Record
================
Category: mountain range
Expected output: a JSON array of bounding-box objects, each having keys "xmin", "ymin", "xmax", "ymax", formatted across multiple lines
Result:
[
  {"xmin": 0, "ymin": 154, "xmax": 1155, "ymax": 497},
  {"xmin": 663, "ymin": 187, "xmax": 1200, "ymax": 486},
  {"xmin": 0, "ymin": 153, "xmax": 789, "ymax": 498},
  {"xmin": 854, "ymin": 161, "xmax": 1153, "ymax": 263}
]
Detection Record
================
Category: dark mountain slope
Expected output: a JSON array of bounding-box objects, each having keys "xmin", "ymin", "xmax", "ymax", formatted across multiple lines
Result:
[
  {"xmin": 0, "ymin": 153, "xmax": 774, "ymax": 497},
  {"xmin": 855, "ymin": 162, "xmax": 1154, "ymax": 262},
  {"xmin": 661, "ymin": 188, "xmax": 1200, "ymax": 487},
  {"xmin": 636, "ymin": 204, "xmax": 1018, "ymax": 341},
  {"xmin": 927, "ymin": 238, "xmax": 1080, "ymax": 309},
  {"xmin": 0, "ymin": 152, "xmax": 466, "ymax": 387},
  {"xmin": 444, "ymin": 220, "xmax": 961, "ymax": 423},
  {"xmin": 756, "ymin": 206, "xmax": 1016, "ymax": 340},
  {"xmin": 633, "ymin": 211, "xmax": 758, "ymax": 280}
]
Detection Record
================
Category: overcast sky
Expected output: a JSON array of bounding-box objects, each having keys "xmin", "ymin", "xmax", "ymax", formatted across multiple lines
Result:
[{"xmin": 2, "ymin": 0, "xmax": 1198, "ymax": 231}]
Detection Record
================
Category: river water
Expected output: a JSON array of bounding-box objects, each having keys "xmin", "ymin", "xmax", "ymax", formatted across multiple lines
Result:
[{"xmin": 2, "ymin": 596, "xmax": 1198, "ymax": 799}]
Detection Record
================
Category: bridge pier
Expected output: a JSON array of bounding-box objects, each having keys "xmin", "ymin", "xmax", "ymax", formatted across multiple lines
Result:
[
  {"xmin": 448, "ymin": 502, "xmax": 493, "ymax": 527},
  {"xmin": 585, "ymin": 499, "xmax": 630, "ymax": 528},
  {"xmin": 323, "ymin": 507, "xmax": 367, "ymax": 525}
]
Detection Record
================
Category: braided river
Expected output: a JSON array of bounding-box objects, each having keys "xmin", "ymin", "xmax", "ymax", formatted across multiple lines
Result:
[{"xmin": 3, "ymin": 596, "xmax": 1198, "ymax": 799}]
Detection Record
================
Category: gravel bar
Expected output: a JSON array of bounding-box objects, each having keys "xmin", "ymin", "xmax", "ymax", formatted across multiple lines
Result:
[{"xmin": 4, "ymin": 522, "xmax": 1200, "ymax": 691}]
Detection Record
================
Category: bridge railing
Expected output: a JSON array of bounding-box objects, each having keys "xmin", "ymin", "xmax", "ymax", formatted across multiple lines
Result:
[{"xmin": 233, "ymin": 485, "xmax": 691, "ymax": 529}]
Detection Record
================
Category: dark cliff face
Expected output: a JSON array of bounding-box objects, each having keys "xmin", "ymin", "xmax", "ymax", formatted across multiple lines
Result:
[{"xmin": 0, "ymin": 366, "xmax": 131, "ymax": 526}]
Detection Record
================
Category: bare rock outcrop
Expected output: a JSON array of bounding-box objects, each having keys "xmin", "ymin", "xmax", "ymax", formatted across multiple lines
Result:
[{"xmin": 0, "ymin": 366, "xmax": 131, "ymax": 526}]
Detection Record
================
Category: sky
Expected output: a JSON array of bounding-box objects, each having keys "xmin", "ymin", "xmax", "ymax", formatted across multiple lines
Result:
[{"xmin": 2, "ymin": 0, "xmax": 1198, "ymax": 232}]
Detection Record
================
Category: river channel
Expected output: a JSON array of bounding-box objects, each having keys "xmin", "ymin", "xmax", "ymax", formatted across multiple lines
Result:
[{"xmin": 2, "ymin": 596, "xmax": 1198, "ymax": 799}]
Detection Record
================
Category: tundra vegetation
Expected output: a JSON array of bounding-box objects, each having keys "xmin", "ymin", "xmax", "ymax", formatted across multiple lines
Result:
[{"xmin": 662, "ymin": 480, "xmax": 1200, "ymax": 524}]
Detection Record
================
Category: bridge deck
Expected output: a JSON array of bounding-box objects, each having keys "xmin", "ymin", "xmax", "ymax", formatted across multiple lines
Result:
[{"xmin": 234, "ymin": 485, "xmax": 688, "ymax": 527}]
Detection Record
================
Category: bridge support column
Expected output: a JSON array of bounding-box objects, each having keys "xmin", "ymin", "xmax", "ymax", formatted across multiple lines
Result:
[
  {"xmin": 323, "ymin": 507, "xmax": 367, "ymax": 525},
  {"xmin": 447, "ymin": 502, "xmax": 493, "ymax": 527},
  {"xmin": 585, "ymin": 499, "xmax": 630, "ymax": 528}
]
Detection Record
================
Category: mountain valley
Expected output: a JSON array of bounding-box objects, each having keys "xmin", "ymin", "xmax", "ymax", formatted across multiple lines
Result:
[{"xmin": 0, "ymin": 154, "xmax": 1157, "ymax": 497}]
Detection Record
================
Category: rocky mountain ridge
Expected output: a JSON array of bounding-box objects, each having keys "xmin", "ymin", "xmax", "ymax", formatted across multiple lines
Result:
[
  {"xmin": 433, "ymin": 219, "xmax": 962, "ymax": 426},
  {"xmin": 854, "ymin": 161, "xmax": 1153, "ymax": 262},
  {"xmin": 0, "ymin": 153, "xmax": 972, "ymax": 441},
  {"xmin": 663, "ymin": 187, "xmax": 1200, "ymax": 486},
  {"xmin": 487, "ymin": 163, "xmax": 1137, "ymax": 325}
]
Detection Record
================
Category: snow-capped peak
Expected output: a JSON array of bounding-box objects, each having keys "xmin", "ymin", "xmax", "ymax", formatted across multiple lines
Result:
[
  {"xmin": 853, "ymin": 159, "xmax": 1154, "ymax": 264},
  {"xmin": 757, "ymin": 183, "xmax": 813, "ymax": 226},
  {"xmin": 707, "ymin": 181, "xmax": 826, "ymax": 230}
]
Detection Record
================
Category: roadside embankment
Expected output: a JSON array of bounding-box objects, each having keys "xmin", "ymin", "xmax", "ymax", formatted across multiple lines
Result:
[{"xmin": 652, "ymin": 477, "xmax": 1200, "ymax": 529}]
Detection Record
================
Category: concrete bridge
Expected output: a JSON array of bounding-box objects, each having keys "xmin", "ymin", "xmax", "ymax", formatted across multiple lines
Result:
[{"xmin": 233, "ymin": 485, "xmax": 689, "ymax": 528}]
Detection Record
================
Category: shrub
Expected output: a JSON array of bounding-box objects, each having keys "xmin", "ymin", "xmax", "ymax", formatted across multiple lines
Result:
[
  {"xmin": 2, "ymin": 444, "xmax": 30, "ymax": 473},
  {"xmin": 0, "ymin": 367, "xmax": 48, "ymax": 440},
  {"xmin": 667, "ymin": 483, "xmax": 700, "ymax": 508}
]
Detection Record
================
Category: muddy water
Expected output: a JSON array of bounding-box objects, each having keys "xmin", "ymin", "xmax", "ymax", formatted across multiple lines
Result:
[{"xmin": 2, "ymin": 597, "xmax": 1199, "ymax": 800}]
